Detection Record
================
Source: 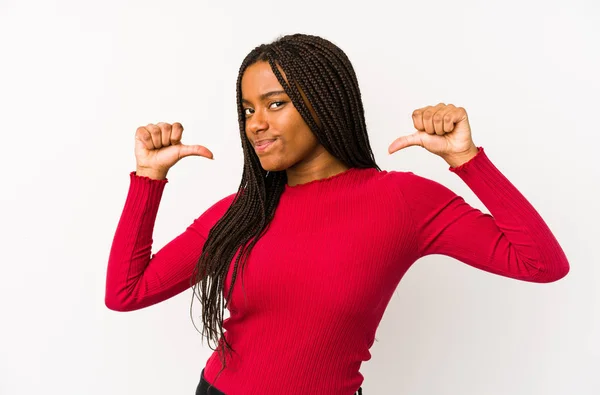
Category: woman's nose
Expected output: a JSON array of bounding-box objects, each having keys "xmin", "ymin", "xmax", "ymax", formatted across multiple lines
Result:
[{"xmin": 246, "ymin": 110, "xmax": 268, "ymax": 134}]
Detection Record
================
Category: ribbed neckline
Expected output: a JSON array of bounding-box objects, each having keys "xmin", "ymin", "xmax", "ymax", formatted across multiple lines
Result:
[{"xmin": 283, "ymin": 167, "xmax": 376, "ymax": 191}]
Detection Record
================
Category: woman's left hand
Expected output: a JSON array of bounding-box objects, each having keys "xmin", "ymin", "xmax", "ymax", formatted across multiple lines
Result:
[{"xmin": 388, "ymin": 103, "xmax": 479, "ymax": 167}]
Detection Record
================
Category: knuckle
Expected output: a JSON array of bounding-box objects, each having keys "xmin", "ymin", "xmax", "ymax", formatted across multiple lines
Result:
[{"xmin": 157, "ymin": 122, "xmax": 170, "ymax": 131}]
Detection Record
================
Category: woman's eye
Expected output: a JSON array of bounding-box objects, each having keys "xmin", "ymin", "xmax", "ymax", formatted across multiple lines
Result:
[
  {"xmin": 243, "ymin": 108, "xmax": 253, "ymax": 116},
  {"xmin": 270, "ymin": 101, "xmax": 285, "ymax": 109}
]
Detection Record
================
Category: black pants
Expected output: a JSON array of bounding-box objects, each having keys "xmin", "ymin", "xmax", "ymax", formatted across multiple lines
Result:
[
  {"xmin": 196, "ymin": 368, "xmax": 226, "ymax": 395},
  {"xmin": 195, "ymin": 368, "xmax": 363, "ymax": 395}
]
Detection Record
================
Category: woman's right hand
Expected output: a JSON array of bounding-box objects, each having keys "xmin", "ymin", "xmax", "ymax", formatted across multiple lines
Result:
[{"xmin": 134, "ymin": 122, "xmax": 214, "ymax": 179}]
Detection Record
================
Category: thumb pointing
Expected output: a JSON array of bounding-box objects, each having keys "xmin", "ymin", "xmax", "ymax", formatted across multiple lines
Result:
[
  {"xmin": 179, "ymin": 144, "xmax": 214, "ymax": 160},
  {"xmin": 388, "ymin": 131, "xmax": 424, "ymax": 154}
]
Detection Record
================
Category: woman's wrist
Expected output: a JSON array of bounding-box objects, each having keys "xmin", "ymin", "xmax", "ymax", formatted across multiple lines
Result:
[
  {"xmin": 135, "ymin": 167, "xmax": 168, "ymax": 180},
  {"xmin": 443, "ymin": 146, "xmax": 480, "ymax": 168}
]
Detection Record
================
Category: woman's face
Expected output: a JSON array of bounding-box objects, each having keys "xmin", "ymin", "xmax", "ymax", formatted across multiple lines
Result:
[{"xmin": 241, "ymin": 61, "xmax": 326, "ymax": 172}]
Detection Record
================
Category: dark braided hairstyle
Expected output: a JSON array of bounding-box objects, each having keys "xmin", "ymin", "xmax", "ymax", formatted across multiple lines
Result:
[{"xmin": 190, "ymin": 33, "xmax": 380, "ymax": 385}]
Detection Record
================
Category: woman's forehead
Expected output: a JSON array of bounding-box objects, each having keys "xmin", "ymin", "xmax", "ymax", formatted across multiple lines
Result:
[{"xmin": 241, "ymin": 62, "xmax": 287, "ymax": 100}]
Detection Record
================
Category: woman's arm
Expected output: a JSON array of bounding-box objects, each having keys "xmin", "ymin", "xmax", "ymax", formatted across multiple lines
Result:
[
  {"xmin": 396, "ymin": 148, "xmax": 569, "ymax": 283},
  {"xmin": 105, "ymin": 171, "xmax": 234, "ymax": 311}
]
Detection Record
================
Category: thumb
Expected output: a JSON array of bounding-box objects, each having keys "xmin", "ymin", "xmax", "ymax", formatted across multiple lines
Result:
[
  {"xmin": 388, "ymin": 131, "xmax": 425, "ymax": 154},
  {"xmin": 178, "ymin": 144, "xmax": 214, "ymax": 160}
]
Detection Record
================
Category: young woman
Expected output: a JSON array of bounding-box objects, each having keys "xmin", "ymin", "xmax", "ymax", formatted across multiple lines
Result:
[{"xmin": 105, "ymin": 33, "xmax": 569, "ymax": 395}]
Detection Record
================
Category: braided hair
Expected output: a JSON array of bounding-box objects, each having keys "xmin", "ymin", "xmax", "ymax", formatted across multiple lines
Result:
[{"xmin": 190, "ymin": 33, "xmax": 380, "ymax": 384}]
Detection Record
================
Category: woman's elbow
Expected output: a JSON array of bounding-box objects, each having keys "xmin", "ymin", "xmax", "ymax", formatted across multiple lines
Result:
[
  {"xmin": 105, "ymin": 293, "xmax": 139, "ymax": 312},
  {"xmin": 534, "ymin": 259, "xmax": 570, "ymax": 283},
  {"xmin": 105, "ymin": 295, "xmax": 127, "ymax": 312}
]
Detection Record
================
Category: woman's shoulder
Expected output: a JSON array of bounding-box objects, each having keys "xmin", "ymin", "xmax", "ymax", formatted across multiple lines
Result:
[
  {"xmin": 189, "ymin": 192, "xmax": 237, "ymax": 234},
  {"xmin": 205, "ymin": 192, "xmax": 237, "ymax": 216},
  {"xmin": 373, "ymin": 167, "xmax": 453, "ymax": 198},
  {"xmin": 372, "ymin": 167, "xmax": 425, "ymax": 185}
]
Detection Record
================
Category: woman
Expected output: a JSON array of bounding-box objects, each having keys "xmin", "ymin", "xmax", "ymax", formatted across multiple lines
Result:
[{"xmin": 105, "ymin": 33, "xmax": 569, "ymax": 395}]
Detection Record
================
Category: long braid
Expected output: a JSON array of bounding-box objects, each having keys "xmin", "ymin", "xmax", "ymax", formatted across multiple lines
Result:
[{"xmin": 190, "ymin": 34, "xmax": 379, "ymax": 390}]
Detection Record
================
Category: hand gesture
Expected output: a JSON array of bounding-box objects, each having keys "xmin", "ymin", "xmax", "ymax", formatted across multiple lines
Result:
[
  {"xmin": 135, "ymin": 122, "xmax": 213, "ymax": 179},
  {"xmin": 388, "ymin": 103, "xmax": 478, "ymax": 167}
]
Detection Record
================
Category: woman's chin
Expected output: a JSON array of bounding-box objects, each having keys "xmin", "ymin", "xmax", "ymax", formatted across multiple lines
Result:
[
  {"xmin": 262, "ymin": 165, "xmax": 286, "ymax": 172},
  {"xmin": 259, "ymin": 159, "xmax": 287, "ymax": 173}
]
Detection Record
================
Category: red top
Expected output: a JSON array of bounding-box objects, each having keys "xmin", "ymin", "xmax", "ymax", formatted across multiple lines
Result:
[{"xmin": 105, "ymin": 147, "xmax": 569, "ymax": 394}]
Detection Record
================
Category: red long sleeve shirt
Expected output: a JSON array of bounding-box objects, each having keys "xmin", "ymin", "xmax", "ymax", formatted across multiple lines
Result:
[{"xmin": 105, "ymin": 147, "xmax": 569, "ymax": 394}]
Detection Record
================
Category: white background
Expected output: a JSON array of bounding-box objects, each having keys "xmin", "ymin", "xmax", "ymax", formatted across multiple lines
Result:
[{"xmin": 1, "ymin": 0, "xmax": 598, "ymax": 394}]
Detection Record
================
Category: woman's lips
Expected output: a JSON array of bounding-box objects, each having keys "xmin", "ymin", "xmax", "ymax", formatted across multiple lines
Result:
[{"xmin": 254, "ymin": 139, "xmax": 277, "ymax": 153}]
